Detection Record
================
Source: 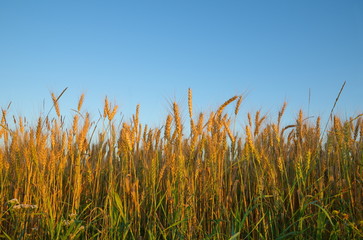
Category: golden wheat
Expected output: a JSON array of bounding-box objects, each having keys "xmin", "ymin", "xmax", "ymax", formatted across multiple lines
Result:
[{"xmin": 0, "ymin": 90, "xmax": 361, "ymax": 239}]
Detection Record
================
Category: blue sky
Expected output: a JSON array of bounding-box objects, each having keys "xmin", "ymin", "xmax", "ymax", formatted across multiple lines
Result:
[{"xmin": 0, "ymin": 1, "xmax": 362, "ymax": 128}]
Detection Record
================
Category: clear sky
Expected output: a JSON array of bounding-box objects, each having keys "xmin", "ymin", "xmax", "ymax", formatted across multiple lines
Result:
[{"xmin": 0, "ymin": 1, "xmax": 362, "ymax": 128}]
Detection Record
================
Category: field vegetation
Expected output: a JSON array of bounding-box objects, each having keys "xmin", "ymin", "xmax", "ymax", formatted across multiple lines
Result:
[{"xmin": 0, "ymin": 89, "xmax": 362, "ymax": 239}]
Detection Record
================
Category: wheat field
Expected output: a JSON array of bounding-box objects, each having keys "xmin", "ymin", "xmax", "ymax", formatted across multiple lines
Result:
[{"xmin": 0, "ymin": 89, "xmax": 362, "ymax": 239}]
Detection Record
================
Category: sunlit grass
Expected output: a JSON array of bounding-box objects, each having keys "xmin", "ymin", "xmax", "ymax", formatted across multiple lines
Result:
[{"xmin": 0, "ymin": 89, "xmax": 362, "ymax": 239}]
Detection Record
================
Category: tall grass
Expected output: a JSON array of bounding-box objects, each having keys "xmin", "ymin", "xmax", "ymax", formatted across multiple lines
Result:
[{"xmin": 0, "ymin": 90, "xmax": 362, "ymax": 239}]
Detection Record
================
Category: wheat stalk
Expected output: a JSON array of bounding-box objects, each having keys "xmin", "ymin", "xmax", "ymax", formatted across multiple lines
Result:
[
  {"xmin": 51, "ymin": 93, "xmax": 61, "ymax": 118},
  {"xmin": 216, "ymin": 96, "xmax": 238, "ymax": 117},
  {"xmin": 235, "ymin": 95, "xmax": 243, "ymax": 115},
  {"xmin": 77, "ymin": 93, "xmax": 85, "ymax": 112}
]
